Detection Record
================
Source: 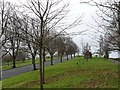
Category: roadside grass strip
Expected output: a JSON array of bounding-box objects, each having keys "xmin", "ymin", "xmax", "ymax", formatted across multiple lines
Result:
[{"xmin": 2, "ymin": 57, "xmax": 118, "ymax": 88}]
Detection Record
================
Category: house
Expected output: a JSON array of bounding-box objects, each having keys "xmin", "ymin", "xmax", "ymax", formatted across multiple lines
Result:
[{"xmin": 109, "ymin": 50, "xmax": 120, "ymax": 59}]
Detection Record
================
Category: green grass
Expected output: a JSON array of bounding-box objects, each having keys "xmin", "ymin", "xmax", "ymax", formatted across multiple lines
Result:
[
  {"xmin": 2, "ymin": 57, "xmax": 119, "ymax": 88},
  {"xmin": 2, "ymin": 57, "xmax": 58, "ymax": 70},
  {"xmin": 0, "ymin": 81, "xmax": 2, "ymax": 90}
]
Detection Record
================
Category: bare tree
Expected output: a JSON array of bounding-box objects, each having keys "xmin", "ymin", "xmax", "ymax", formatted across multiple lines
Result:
[
  {"xmin": 46, "ymin": 37, "xmax": 57, "ymax": 65},
  {"xmin": 56, "ymin": 36, "xmax": 66, "ymax": 62},
  {"xmin": 0, "ymin": 0, "xmax": 9, "ymax": 39},
  {"xmin": 81, "ymin": 0, "xmax": 120, "ymax": 51},
  {"xmin": 20, "ymin": 0, "xmax": 83, "ymax": 89},
  {"xmin": 4, "ymin": 10, "xmax": 22, "ymax": 68},
  {"xmin": 98, "ymin": 34, "xmax": 110, "ymax": 59},
  {"xmin": 99, "ymin": 35, "xmax": 104, "ymax": 57},
  {"xmin": 103, "ymin": 33, "xmax": 110, "ymax": 59},
  {"xmin": 64, "ymin": 37, "xmax": 79, "ymax": 59},
  {"xmin": 0, "ymin": 1, "xmax": 11, "ymax": 71},
  {"xmin": 22, "ymin": 17, "xmax": 39, "ymax": 70},
  {"xmin": 64, "ymin": 37, "xmax": 71, "ymax": 60}
]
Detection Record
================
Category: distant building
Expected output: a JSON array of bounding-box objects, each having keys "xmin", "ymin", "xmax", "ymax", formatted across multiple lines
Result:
[{"xmin": 109, "ymin": 50, "xmax": 120, "ymax": 59}]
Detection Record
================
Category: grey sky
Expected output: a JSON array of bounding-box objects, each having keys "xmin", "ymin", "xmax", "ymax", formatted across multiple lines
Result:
[
  {"xmin": 4, "ymin": 0, "xmax": 101, "ymax": 53},
  {"xmin": 68, "ymin": 0, "xmax": 101, "ymax": 53}
]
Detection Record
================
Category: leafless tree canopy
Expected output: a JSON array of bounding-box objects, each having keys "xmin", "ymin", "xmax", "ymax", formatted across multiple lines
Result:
[
  {"xmin": 0, "ymin": 0, "xmax": 83, "ymax": 89},
  {"xmin": 81, "ymin": 0, "xmax": 120, "ymax": 51}
]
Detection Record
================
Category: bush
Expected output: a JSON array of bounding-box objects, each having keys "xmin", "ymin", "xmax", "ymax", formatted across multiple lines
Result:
[{"xmin": 2, "ymin": 55, "xmax": 13, "ymax": 66}]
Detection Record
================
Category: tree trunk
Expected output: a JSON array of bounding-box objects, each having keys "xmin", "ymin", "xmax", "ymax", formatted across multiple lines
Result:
[
  {"xmin": 67, "ymin": 54, "xmax": 68, "ymax": 60},
  {"xmin": 50, "ymin": 55, "xmax": 53, "ymax": 65},
  {"xmin": 32, "ymin": 55, "xmax": 37, "ymax": 70},
  {"xmin": 12, "ymin": 49, "xmax": 16, "ymax": 68},
  {"xmin": 39, "ymin": 53, "xmax": 43, "ymax": 90},
  {"xmin": 71, "ymin": 54, "xmax": 72, "ymax": 59},
  {"xmin": 12, "ymin": 57, "xmax": 16, "ymax": 68},
  {"xmin": 118, "ymin": 2, "xmax": 120, "ymax": 36},
  {"xmin": 58, "ymin": 52, "xmax": 60, "ymax": 59},
  {"xmin": 12, "ymin": 61, "xmax": 16, "ymax": 68},
  {"xmin": 23, "ymin": 59, "xmax": 25, "ymax": 63},
  {"xmin": 39, "ymin": 16, "xmax": 43, "ymax": 90},
  {"xmin": 43, "ymin": 47, "xmax": 46, "ymax": 84},
  {"xmin": 60, "ymin": 55, "xmax": 62, "ymax": 62},
  {"xmin": 74, "ymin": 53, "xmax": 75, "ymax": 57},
  {"xmin": 43, "ymin": 59, "xmax": 45, "ymax": 84},
  {"xmin": 104, "ymin": 51, "xmax": 109, "ymax": 59},
  {"xmin": 118, "ymin": 2, "xmax": 120, "ymax": 50}
]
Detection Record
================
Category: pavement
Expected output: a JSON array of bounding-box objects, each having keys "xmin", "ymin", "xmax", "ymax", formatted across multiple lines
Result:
[{"xmin": 2, "ymin": 56, "xmax": 72, "ymax": 80}]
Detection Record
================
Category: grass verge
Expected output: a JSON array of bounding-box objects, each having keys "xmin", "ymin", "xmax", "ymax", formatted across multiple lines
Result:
[{"xmin": 2, "ymin": 57, "xmax": 119, "ymax": 88}]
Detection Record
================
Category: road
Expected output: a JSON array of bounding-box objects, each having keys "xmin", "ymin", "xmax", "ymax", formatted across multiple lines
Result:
[{"xmin": 2, "ymin": 56, "xmax": 71, "ymax": 80}]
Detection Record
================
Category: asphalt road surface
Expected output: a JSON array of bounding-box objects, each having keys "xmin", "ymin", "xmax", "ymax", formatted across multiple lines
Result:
[{"xmin": 2, "ymin": 56, "xmax": 72, "ymax": 80}]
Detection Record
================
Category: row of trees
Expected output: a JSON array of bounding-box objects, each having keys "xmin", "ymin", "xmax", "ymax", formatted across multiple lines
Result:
[{"xmin": 0, "ymin": 0, "xmax": 81, "ymax": 89}]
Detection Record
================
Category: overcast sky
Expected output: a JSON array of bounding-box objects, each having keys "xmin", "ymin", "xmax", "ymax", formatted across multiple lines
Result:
[
  {"xmin": 5, "ymin": 0, "xmax": 102, "ymax": 53},
  {"xmin": 68, "ymin": 0, "xmax": 101, "ymax": 53}
]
